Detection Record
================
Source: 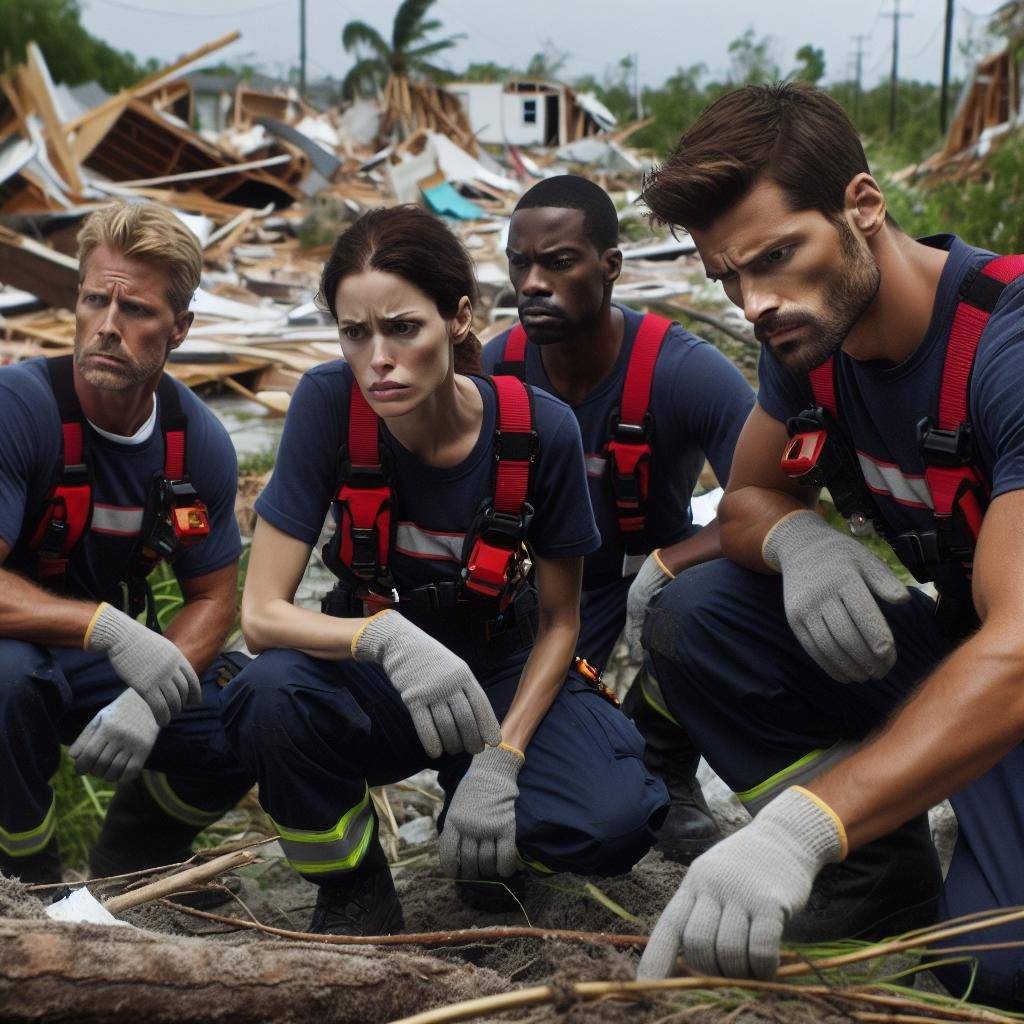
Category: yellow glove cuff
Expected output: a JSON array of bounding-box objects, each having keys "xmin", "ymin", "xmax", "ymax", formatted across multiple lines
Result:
[
  {"xmin": 83, "ymin": 602, "xmax": 110, "ymax": 650},
  {"xmin": 350, "ymin": 608, "xmax": 393, "ymax": 658},
  {"xmin": 791, "ymin": 785, "xmax": 849, "ymax": 861}
]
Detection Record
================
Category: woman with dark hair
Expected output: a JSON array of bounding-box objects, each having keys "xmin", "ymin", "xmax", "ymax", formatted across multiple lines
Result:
[{"xmin": 221, "ymin": 206, "xmax": 668, "ymax": 935}]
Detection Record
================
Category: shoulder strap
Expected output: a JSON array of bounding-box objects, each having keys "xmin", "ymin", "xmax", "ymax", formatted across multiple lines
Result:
[
  {"xmin": 808, "ymin": 357, "xmax": 838, "ymax": 419},
  {"xmin": 463, "ymin": 375, "xmax": 537, "ymax": 601},
  {"xmin": 921, "ymin": 253, "xmax": 1024, "ymax": 555},
  {"xmin": 321, "ymin": 377, "xmax": 398, "ymax": 606},
  {"xmin": 493, "ymin": 324, "xmax": 528, "ymax": 380},
  {"xmin": 29, "ymin": 356, "xmax": 92, "ymax": 585},
  {"xmin": 603, "ymin": 313, "xmax": 673, "ymax": 554},
  {"xmin": 156, "ymin": 374, "xmax": 188, "ymax": 480}
]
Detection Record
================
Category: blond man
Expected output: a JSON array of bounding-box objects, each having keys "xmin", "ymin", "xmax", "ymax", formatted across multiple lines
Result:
[{"xmin": 0, "ymin": 202, "xmax": 251, "ymax": 883}]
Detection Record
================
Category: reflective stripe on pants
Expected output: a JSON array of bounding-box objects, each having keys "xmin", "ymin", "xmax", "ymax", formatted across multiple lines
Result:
[{"xmin": 274, "ymin": 784, "xmax": 376, "ymax": 877}]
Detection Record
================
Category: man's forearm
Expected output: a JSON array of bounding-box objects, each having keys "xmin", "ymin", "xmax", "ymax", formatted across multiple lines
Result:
[
  {"xmin": 658, "ymin": 520, "xmax": 722, "ymax": 576},
  {"xmin": 0, "ymin": 566, "xmax": 96, "ymax": 647},
  {"xmin": 718, "ymin": 485, "xmax": 816, "ymax": 573},
  {"xmin": 163, "ymin": 594, "xmax": 235, "ymax": 677},
  {"xmin": 810, "ymin": 619, "xmax": 1024, "ymax": 849}
]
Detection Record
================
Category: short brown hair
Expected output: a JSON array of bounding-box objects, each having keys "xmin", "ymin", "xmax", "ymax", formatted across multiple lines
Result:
[
  {"xmin": 641, "ymin": 82, "xmax": 870, "ymax": 232},
  {"xmin": 77, "ymin": 202, "xmax": 202, "ymax": 313},
  {"xmin": 318, "ymin": 205, "xmax": 483, "ymax": 375}
]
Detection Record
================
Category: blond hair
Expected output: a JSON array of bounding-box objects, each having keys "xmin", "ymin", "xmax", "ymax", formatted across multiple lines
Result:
[{"xmin": 77, "ymin": 202, "xmax": 202, "ymax": 313}]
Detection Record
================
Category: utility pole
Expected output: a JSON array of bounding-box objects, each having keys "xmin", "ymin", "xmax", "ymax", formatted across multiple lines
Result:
[
  {"xmin": 884, "ymin": 0, "xmax": 912, "ymax": 135},
  {"xmin": 850, "ymin": 34, "xmax": 868, "ymax": 124},
  {"xmin": 633, "ymin": 52, "xmax": 642, "ymax": 120},
  {"xmin": 299, "ymin": 0, "xmax": 307, "ymax": 96},
  {"xmin": 940, "ymin": 0, "xmax": 954, "ymax": 134}
]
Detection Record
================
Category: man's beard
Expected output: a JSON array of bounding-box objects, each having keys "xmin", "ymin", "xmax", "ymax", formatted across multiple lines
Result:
[
  {"xmin": 756, "ymin": 222, "xmax": 881, "ymax": 376},
  {"xmin": 75, "ymin": 337, "xmax": 167, "ymax": 390}
]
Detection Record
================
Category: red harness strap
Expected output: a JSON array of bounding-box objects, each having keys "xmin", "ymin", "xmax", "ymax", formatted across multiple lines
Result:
[
  {"xmin": 494, "ymin": 324, "xmax": 528, "ymax": 379},
  {"xmin": 604, "ymin": 314, "xmax": 673, "ymax": 552},
  {"xmin": 333, "ymin": 384, "xmax": 397, "ymax": 602},
  {"xmin": 464, "ymin": 375, "xmax": 536, "ymax": 600},
  {"xmin": 30, "ymin": 417, "xmax": 92, "ymax": 584}
]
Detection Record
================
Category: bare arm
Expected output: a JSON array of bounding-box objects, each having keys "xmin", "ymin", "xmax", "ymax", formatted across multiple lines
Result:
[
  {"xmin": 811, "ymin": 489, "xmax": 1024, "ymax": 847},
  {"xmin": 658, "ymin": 519, "xmax": 723, "ymax": 576},
  {"xmin": 163, "ymin": 560, "xmax": 238, "ymax": 676},
  {"xmin": 717, "ymin": 404, "xmax": 820, "ymax": 572},
  {"xmin": 497, "ymin": 555, "xmax": 583, "ymax": 754},
  {"xmin": 0, "ymin": 537, "xmax": 99, "ymax": 645},
  {"xmin": 241, "ymin": 516, "xmax": 364, "ymax": 659}
]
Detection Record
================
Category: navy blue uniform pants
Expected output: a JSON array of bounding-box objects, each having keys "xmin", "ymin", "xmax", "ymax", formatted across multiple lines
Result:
[
  {"xmin": 0, "ymin": 639, "xmax": 253, "ymax": 860},
  {"xmin": 221, "ymin": 649, "xmax": 669, "ymax": 881},
  {"xmin": 644, "ymin": 558, "xmax": 1024, "ymax": 1008}
]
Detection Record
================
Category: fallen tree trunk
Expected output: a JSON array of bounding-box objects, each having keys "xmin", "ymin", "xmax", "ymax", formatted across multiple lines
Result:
[{"xmin": 0, "ymin": 917, "xmax": 507, "ymax": 1023}]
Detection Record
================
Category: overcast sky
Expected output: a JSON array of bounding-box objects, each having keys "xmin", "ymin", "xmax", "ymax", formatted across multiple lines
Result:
[{"xmin": 79, "ymin": 0, "xmax": 1008, "ymax": 91}]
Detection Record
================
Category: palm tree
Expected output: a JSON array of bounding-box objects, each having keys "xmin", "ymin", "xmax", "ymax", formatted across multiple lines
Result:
[{"xmin": 341, "ymin": 0, "xmax": 464, "ymax": 98}]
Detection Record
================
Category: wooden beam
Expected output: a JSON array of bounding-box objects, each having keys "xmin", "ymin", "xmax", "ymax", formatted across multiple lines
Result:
[
  {"xmin": 21, "ymin": 44, "xmax": 83, "ymax": 194},
  {"xmin": 0, "ymin": 227, "xmax": 79, "ymax": 310}
]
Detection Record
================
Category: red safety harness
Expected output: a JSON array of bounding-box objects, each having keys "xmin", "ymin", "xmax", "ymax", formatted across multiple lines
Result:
[
  {"xmin": 782, "ymin": 254, "xmax": 1024, "ymax": 591},
  {"xmin": 23, "ymin": 355, "xmax": 210, "ymax": 625},
  {"xmin": 321, "ymin": 374, "xmax": 538, "ymax": 617},
  {"xmin": 496, "ymin": 313, "xmax": 673, "ymax": 555}
]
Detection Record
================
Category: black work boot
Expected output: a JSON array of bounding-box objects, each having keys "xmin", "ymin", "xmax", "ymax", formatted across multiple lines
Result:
[
  {"xmin": 785, "ymin": 812, "xmax": 942, "ymax": 942},
  {"xmin": 89, "ymin": 775, "xmax": 236, "ymax": 908},
  {"xmin": 309, "ymin": 843, "xmax": 404, "ymax": 936},
  {"xmin": 0, "ymin": 837, "xmax": 62, "ymax": 884},
  {"xmin": 622, "ymin": 669, "xmax": 722, "ymax": 865}
]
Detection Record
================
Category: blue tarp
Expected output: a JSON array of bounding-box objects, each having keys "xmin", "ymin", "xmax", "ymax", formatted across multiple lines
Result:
[{"xmin": 421, "ymin": 180, "xmax": 485, "ymax": 220}]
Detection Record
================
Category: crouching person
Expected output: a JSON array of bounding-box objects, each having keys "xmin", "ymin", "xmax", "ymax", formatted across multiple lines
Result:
[
  {"xmin": 222, "ymin": 206, "xmax": 669, "ymax": 935},
  {"xmin": 0, "ymin": 202, "xmax": 253, "ymax": 883}
]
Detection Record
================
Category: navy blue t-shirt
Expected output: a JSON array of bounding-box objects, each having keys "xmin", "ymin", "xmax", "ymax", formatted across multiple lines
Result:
[
  {"xmin": 758, "ymin": 235, "xmax": 1024, "ymax": 541},
  {"xmin": 256, "ymin": 361, "xmax": 599, "ymax": 665},
  {"xmin": 0, "ymin": 358, "xmax": 242, "ymax": 601},
  {"xmin": 483, "ymin": 304, "xmax": 754, "ymax": 588}
]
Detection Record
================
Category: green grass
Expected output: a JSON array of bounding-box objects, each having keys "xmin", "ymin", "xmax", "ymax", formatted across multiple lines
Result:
[{"xmin": 237, "ymin": 444, "xmax": 279, "ymax": 477}]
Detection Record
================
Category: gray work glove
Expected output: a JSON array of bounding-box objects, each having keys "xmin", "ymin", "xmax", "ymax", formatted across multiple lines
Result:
[
  {"xmin": 623, "ymin": 550, "xmax": 674, "ymax": 659},
  {"xmin": 763, "ymin": 510, "xmax": 909, "ymax": 682},
  {"xmin": 353, "ymin": 610, "xmax": 501, "ymax": 758},
  {"xmin": 68, "ymin": 688, "xmax": 160, "ymax": 783},
  {"xmin": 638, "ymin": 787, "xmax": 844, "ymax": 981},
  {"xmin": 439, "ymin": 743, "xmax": 522, "ymax": 879},
  {"xmin": 85, "ymin": 603, "xmax": 201, "ymax": 726}
]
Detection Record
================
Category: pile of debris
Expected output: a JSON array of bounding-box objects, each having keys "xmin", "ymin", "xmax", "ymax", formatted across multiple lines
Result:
[{"xmin": 0, "ymin": 31, "xmax": 742, "ymax": 410}]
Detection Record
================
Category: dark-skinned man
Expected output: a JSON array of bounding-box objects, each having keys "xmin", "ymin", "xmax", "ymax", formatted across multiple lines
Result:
[
  {"xmin": 482, "ymin": 175, "xmax": 754, "ymax": 864},
  {"xmin": 635, "ymin": 82, "xmax": 1024, "ymax": 1011},
  {"xmin": 0, "ymin": 202, "xmax": 252, "ymax": 883}
]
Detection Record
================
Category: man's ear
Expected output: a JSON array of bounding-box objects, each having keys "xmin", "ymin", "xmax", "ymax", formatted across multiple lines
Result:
[
  {"xmin": 452, "ymin": 295, "xmax": 473, "ymax": 342},
  {"xmin": 845, "ymin": 173, "xmax": 886, "ymax": 240},
  {"xmin": 602, "ymin": 247, "xmax": 623, "ymax": 285},
  {"xmin": 169, "ymin": 310, "xmax": 194, "ymax": 352}
]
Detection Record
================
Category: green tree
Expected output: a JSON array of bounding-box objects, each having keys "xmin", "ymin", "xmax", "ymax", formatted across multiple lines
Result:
[
  {"xmin": 792, "ymin": 43, "xmax": 825, "ymax": 85},
  {"xmin": 340, "ymin": 0, "xmax": 464, "ymax": 98},
  {"xmin": 726, "ymin": 28, "xmax": 780, "ymax": 86},
  {"xmin": 460, "ymin": 61, "xmax": 514, "ymax": 82},
  {"xmin": 524, "ymin": 39, "xmax": 569, "ymax": 80},
  {"xmin": 0, "ymin": 0, "xmax": 151, "ymax": 92}
]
